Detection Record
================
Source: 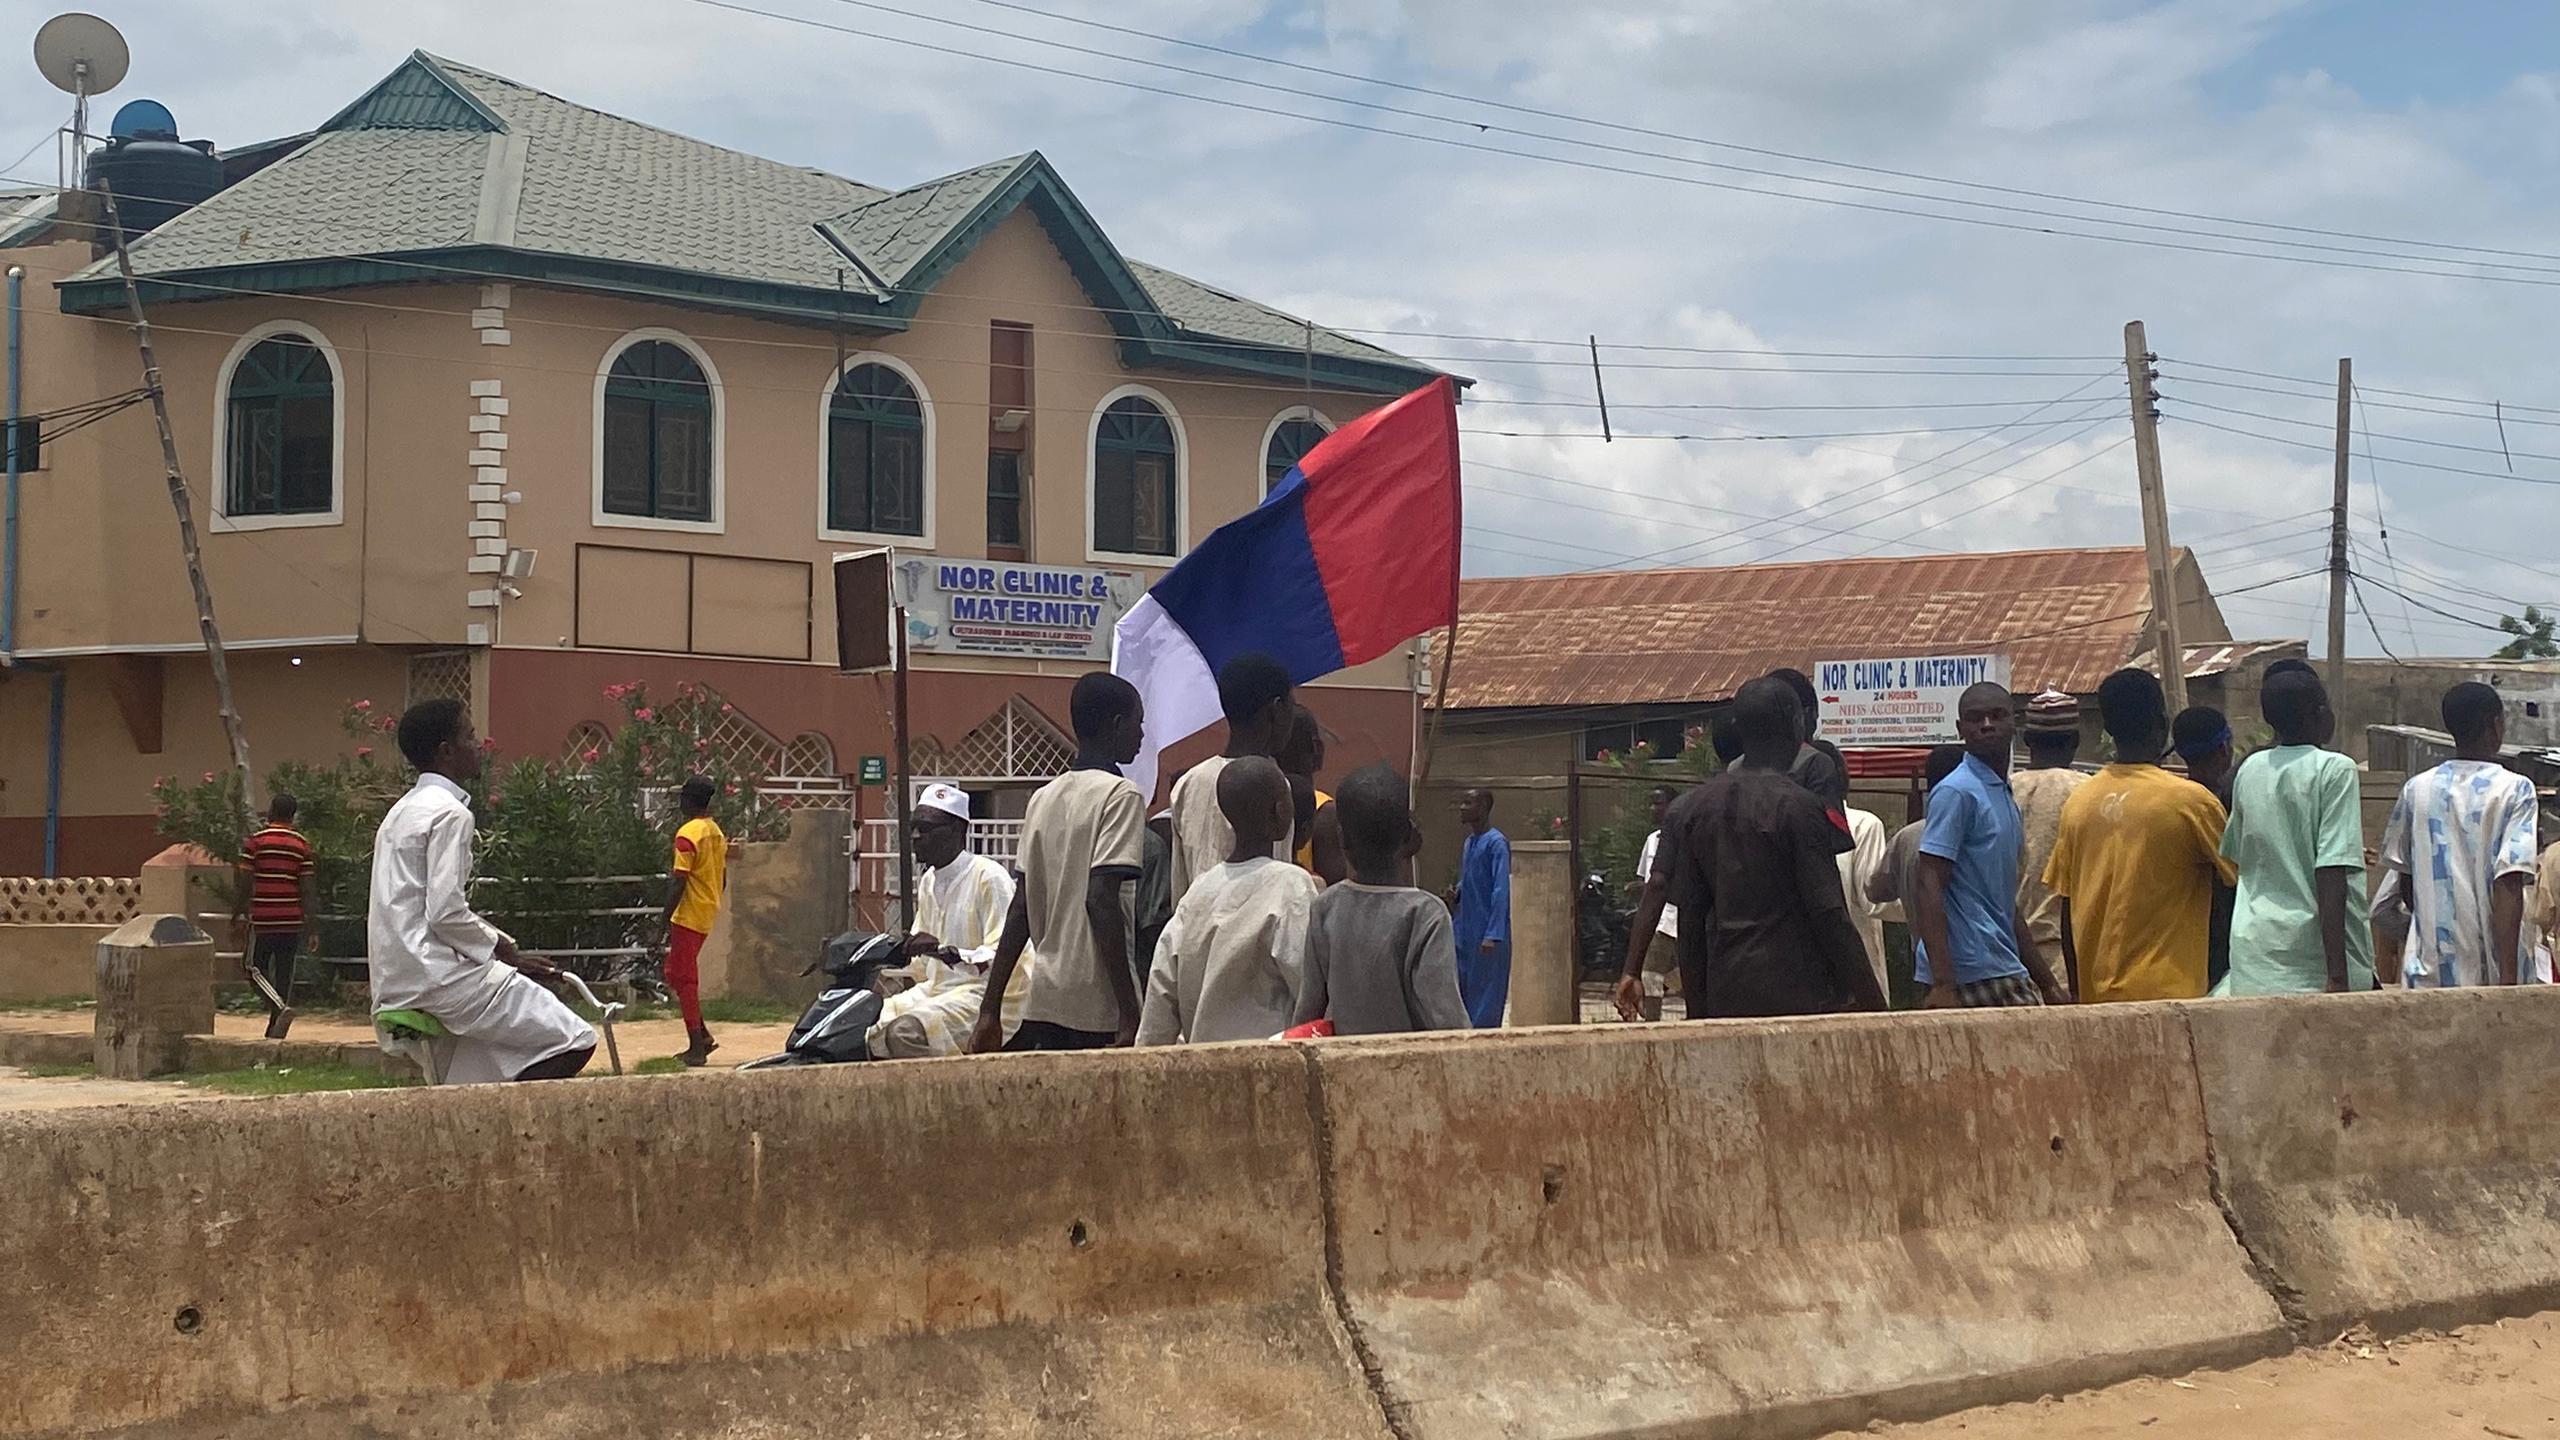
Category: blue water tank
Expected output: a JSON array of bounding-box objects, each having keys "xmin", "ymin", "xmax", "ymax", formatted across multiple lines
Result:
[{"xmin": 110, "ymin": 100, "xmax": 178, "ymax": 141}]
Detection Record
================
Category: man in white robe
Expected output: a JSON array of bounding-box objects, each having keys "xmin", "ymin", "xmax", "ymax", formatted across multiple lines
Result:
[
  {"xmin": 368, "ymin": 698, "xmax": 595, "ymax": 1084},
  {"xmin": 869, "ymin": 783, "xmax": 1024, "ymax": 1058}
]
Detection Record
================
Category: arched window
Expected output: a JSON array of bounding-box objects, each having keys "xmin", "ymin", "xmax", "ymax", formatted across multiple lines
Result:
[
  {"xmin": 220, "ymin": 328, "xmax": 338, "ymax": 523},
  {"xmin": 825, "ymin": 360, "xmax": 927, "ymax": 538},
  {"xmin": 1264, "ymin": 412, "xmax": 1331, "ymax": 493},
  {"xmin": 1091, "ymin": 393, "xmax": 1180, "ymax": 557},
  {"xmin": 599, "ymin": 336, "xmax": 716, "ymax": 525}
]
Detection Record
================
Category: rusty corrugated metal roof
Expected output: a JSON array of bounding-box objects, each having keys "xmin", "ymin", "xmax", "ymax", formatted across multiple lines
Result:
[{"xmin": 1443, "ymin": 547, "xmax": 2187, "ymax": 710}]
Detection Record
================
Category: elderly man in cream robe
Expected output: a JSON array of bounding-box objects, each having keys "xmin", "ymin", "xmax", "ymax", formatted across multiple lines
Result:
[{"xmin": 869, "ymin": 783, "xmax": 1027, "ymax": 1057}]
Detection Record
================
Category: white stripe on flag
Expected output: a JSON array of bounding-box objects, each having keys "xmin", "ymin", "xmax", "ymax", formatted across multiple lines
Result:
[{"xmin": 1111, "ymin": 593, "xmax": 1223, "ymax": 807}]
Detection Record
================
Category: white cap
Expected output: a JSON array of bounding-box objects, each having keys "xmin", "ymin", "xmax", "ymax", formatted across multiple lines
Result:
[{"xmin": 917, "ymin": 782, "xmax": 971, "ymax": 822}]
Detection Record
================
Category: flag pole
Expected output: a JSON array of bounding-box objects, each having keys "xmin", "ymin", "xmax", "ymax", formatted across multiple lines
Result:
[{"xmin": 1412, "ymin": 621, "xmax": 1458, "ymax": 787}]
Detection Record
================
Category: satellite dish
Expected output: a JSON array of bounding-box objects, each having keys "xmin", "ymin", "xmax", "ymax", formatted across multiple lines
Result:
[
  {"xmin": 110, "ymin": 98, "xmax": 175, "ymax": 139},
  {"xmin": 33, "ymin": 12, "xmax": 128, "ymax": 96}
]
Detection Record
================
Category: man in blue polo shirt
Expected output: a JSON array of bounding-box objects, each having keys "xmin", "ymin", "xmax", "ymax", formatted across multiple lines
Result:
[{"xmin": 1911, "ymin": 681, "xmax": 2073, "ymax": 1008}]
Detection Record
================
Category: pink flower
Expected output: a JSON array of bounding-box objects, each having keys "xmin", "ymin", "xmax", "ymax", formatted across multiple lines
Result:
[
  {"xmin": 724, "ymin": 783, "xmax": 739, "ymax": 795},
  {"xmin": 580, "ymin": 748, "xmax": 600, "ymax": 764},
  {"xmin": 632, "ymin": 707, "xmax": 653, "ymax": 721},
  {"xmin": 202, "ymin": 771, "xmax": 215, "ymax": 782},
  {"xmin": 1594, "ymin": 749, "xmax": 1613, "ymax": 763},
  {"xmin": 352, "ymin": 699, "xmax": 373, "ymax": 712},
  {"xmin": 356, "ymin": 746, "xmax": 373, "ymax": 760},
  {"xmin": 694, "ymin": 738, "xmax": 711, "ymax": 752},
  {"xmin": 720, "ymin": 703, "xmax": 734, "ymax": 715},
  {"xmin": 375, "ymin": 715, "xmax": 396, "ymax": 733}
]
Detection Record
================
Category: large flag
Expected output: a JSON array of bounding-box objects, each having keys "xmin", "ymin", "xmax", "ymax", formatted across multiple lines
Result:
[{"xmin": 1113, "ymin": 377, "xmax": 1460, "ymax": 802}]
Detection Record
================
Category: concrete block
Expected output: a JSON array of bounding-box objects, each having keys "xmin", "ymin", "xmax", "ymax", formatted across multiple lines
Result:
[
  {"xmin": 2186, "ymin": 988, "xmax": 2560, "ymax": 1336},
  {"xmin": 478, "ymin": 396, "xmax": 510, "ymax": 416},
  {"xmin": 467, "ymin": 414, "xmax": 502, "ymax": 433},
  {"xmin": 479, "ymin": 283, "xmax": 511, "ymax": 308},
  {"xmin": 469, "ymin": 379, "xmax": 502, "ymax": 397},
  {"xmin": 475, "ymin": 502, "xmax": 509, "ymax": 520},
  {"xmin": 468, "ymin": 521, "xmax": 503, "ymax": 538},
  {"xmin": 466, "ymin": 589, "xmax": 501, "ymax": 609},
  {"xmin": 698, "ymin": 809, "xmax": 849, "ymax": 1003},
  {"xmin": 474, "ymin": 537, "xmax": 508, "ymax": 556},
  {"xmin": 0, "ymin": 1046, "xmax": 1384, "ymax": 1439},
  {"xmin": 469, "ymin": 307, "xmax": 505, "ymax": 329},
  {"xmin": 470, "ymin": 484, "xmax": 502, "ymax": 503},
  {"xmin": 92, "ymin": 914, "xmax": 215, "ymax": 1079},
  {"xmin": 467, "ymin": 449, "xmax": 501, "ymax": 468},
  {"xmin": 1314, "ymin": 1007, "xmax": 2289, "ymax": 1438},
  {"xmin": 465, "ymin": 622, "xmax": 490, "ymax": 645},
  {"xmin": 479, "ymin": 329, "xmax": 512, "ymax": 346},
  {"xmin": 467, "ymin": 556, "xmax": 502, "ymax": 573},
  {"xmin": 473, "ymin": 466, "xmax": 508, "ymax": 487},
  {"xmin": 479, "ymin": 431, "xmax": 510, "ymax": 451}
]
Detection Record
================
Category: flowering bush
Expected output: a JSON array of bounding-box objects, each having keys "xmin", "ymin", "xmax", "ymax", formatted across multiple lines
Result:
[
  {"xmin": 1579, "ymin": 729, "xmax": 1726, "ymax": 898},
  {"xmin": 151, "ymin": 683, "xmax": 792, "ymax": 967}
]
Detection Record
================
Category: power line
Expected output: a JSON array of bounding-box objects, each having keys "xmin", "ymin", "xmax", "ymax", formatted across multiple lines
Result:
[
  {"xmin": 936, "ymin": 0, "xmax": 2560, "ymax": 270},
  {"xmin": 754, "ymin": 0, "xmax": 2560, "ymax": 284},
  {"xmin": 666, "ymin": 0, "xmax": 2560, "ymax": 290},
  {"xmin": 2169, "ymin": 413, "xmax": 2560, "ymax": 488},
  {"xmin": 2163, "ymin": 394, "xmax": 2560, "ymax": 467}
]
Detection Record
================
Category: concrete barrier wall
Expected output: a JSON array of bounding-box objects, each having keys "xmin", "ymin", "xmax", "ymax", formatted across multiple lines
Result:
[
  {"xmin": 0, "ymin": 923, "xmax": 113, "ymax": 1002},
  {"xmin": 2184, "ymin": 987, "xmax": 2560, "ymax": 1337},
  {"xmin": 1314, "ymin": 1009, "xmax": 2289, "ymax": 1439},
  {"xmin": 0, "ymin": 1047, "xmax": 1387, "ymax": 1440},
  {"xmin": 13, "ymin": 992, "xmax": 2560, "ymax": 1440}
]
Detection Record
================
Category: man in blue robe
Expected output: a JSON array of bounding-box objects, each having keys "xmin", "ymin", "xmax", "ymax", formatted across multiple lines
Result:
[{"xmin": 1447, "ymin": 788, "xmax": 1512, "ymax": 1027}]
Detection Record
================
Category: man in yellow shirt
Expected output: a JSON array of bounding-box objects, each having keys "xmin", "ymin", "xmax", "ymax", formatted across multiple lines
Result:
[
  {"xmin": 2043, "ymin": 669, "xmax": 2238, "ymax": 1002},
  {"xmin": 656, "ymin": 775, "xmax": 728, "ymax": 1066}
]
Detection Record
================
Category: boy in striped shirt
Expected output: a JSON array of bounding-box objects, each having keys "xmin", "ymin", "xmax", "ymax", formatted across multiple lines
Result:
[{"xmin": 239, "ymin": 794, "xmax": 317, "ymax": 1014}]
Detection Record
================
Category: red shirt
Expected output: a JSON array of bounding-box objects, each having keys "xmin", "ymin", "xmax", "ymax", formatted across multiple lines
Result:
[{"xmin": 241, "ymin": 824, "xmax": 315, "ymax": 932}]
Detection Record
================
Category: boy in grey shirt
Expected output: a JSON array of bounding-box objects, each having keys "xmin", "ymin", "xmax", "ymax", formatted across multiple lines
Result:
[{"xmin": 1294, "ymin": 764, "xmax": 1471, "ymax": 1036}]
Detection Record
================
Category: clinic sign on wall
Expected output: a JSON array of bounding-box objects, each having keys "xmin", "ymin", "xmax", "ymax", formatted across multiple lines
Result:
[
  {"xmin": 892, "ymin": 556, "xmax": 1142, "ymax": 661},
  {"xmin": 1815, "ymin": 653, "xmax": 2014, "ymax": 747}
]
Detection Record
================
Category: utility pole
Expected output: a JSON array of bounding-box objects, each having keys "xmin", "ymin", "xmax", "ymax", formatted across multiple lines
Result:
[
  {"xmin": 2326, "ymin": 357, "xmax": 2353, "ymax": 693},
  {"xmin": 2123, "ymin": 321, "xmax": 2187, "ymax": 712},
  {"xmin": 103, "ymin": 186, "xmax": 253, "ymax": 825}
]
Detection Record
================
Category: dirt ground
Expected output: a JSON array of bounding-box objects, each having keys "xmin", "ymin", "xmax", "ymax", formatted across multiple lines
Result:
[
  {"xmin": 0, "ymin": 1065, "xmax": 213, "ymax": 1110},
  {"xmin": 0, "ymin": 1008, "xmax": 799, "ymax": 1071},
  {"xmin": 1848, "ymin": 1313, "xmax": 2560, "ymax": 1439}
]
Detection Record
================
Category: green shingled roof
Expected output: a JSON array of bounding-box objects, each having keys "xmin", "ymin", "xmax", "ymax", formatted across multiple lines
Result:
[{"xmin": 61, "ymin": 51, "xmax": 1443, "ymax": 393}]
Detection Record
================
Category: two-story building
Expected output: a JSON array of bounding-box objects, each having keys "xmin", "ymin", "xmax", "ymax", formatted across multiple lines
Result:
[{"xmin": 0, "ymin": 52, "xmax": 1449, "ymax": 873}]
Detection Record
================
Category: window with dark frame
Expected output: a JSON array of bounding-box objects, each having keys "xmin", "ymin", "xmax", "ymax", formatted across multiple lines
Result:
[
  {"xmin": 1093, "ymin": 395, "xmax": 1177, "ymax": 556},
  {"xmin": 988, "ymin": 321, "xmax": 1032, "ymax": 560},
  {"xmin": 4, "ymin": 416, "xmax": 37, "ymax": 473},
  {"xmin": 601, "ymin": 339, "xmax": 714, "ymax": 523},
  {"xmin": 1264, "ymin": 415, "xmax": 1329, "ymax": 492},
  {"xmin": 826, "ymin": 361, "xmax": 925, "ymax": 536},
  {"xmin": 223, "ymin": 333, "xmax": 333, "ymax": 519}
]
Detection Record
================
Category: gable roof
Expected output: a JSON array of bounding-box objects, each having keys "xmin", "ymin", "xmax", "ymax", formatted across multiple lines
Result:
[
  {"xmin": 1442, "ymin": 546, "xmax": 2232, "ymax": 711},
  {"xmin": 56, "ymin": 52, "xmax": 1443, "ymax": 393}
]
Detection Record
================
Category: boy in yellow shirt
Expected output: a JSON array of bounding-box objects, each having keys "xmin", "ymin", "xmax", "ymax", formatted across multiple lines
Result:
[
  {"xmin": 2043, "ymin": 669, "xmax": 2237, "ymax": 1001},
  {"xmin": 657, "ymin": 775, "xmax": 728, "ymax": 1065}
]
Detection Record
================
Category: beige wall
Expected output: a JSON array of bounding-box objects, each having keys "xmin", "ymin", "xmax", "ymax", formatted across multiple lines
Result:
[{"xmin": 5, "ymin": 210, "xmax": 1414, "ymax": 690}]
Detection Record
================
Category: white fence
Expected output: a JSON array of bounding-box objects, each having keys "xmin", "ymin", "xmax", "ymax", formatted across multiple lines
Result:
[{"xmin": 854, "ymin": 818, "xmax": 1025, "ymax": 905}]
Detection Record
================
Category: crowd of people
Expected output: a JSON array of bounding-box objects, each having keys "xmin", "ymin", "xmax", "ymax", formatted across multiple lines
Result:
[
  {"xmin": 1611, "ymin": 657, "xmax": 2552, "ymax": 1024},
  {"xmin": 339, "ymin": 648, "xmax": 2554, "ymax": 1085}
]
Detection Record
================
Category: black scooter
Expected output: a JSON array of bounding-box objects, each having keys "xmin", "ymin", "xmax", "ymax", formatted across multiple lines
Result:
[{"xmin": 735, "ymin": 929, "xmax": 904, "ymax": 1070}]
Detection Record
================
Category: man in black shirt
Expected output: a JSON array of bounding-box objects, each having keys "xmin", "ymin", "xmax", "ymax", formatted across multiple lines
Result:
[{"xmin": 1621, "ymin": 677, "xmax": 1887, "ymax": 1020}]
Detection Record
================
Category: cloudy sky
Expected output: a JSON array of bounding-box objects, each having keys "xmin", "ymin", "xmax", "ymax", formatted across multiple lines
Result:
[{"xmin": 12, "ymin": 0, "xmax": 2559, "ymax": 654}]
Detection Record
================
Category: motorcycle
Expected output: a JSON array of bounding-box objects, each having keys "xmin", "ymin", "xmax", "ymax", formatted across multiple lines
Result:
[
  {"xmin": 1576, "ymin": 870, "xmax": 1633, "ymax": 982},
  {"xmin": 734, "ymin": 929, "xmax": 905, "ymax": 1070}
]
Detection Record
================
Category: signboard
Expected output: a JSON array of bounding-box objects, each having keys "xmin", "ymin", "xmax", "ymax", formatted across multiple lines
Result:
[
  {"xmin": 1815, "ymin": 653, "xmax": 2013, "ymax": 748},
  {"xmin": 857, "ymin": 755, "xmax": 888, "ymax": 785},
  {"xmin": 891, "ymin": 556, "xmax": 1142, "ymax": 661}
]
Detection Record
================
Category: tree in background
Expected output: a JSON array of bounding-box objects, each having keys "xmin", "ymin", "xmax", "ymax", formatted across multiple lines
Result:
[{"xmin": 2493, "ymin": 606, "xmax": 2560, "ymax": 660}]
